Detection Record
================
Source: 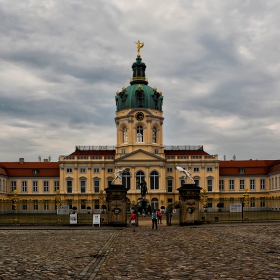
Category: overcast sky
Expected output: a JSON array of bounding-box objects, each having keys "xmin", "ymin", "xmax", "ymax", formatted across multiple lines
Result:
[{"xmin": 0, "ymin": 0, "xmax": 280, "ymax": 162}]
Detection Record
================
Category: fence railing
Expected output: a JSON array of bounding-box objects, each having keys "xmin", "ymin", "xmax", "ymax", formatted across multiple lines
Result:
[{"xmin": 1, "ymin": 198, "xmax": 280, "ymax": 225}]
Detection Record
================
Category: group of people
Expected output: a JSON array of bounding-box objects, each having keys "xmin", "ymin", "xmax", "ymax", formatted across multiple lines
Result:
[{"xmin": 129, "ymin": 209, "xmax": 162, "ymax": 231}]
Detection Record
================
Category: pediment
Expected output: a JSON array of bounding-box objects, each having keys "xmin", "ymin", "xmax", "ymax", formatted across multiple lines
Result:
[{"xmin": 115, "ymin": 149, "xmax": 165, "ymax": 162}]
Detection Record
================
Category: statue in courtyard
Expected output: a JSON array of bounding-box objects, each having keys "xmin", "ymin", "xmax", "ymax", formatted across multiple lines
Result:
[
  {"xmin": 140, "ymin": 180, "xmax": 147, "ymax": 197},
  {"xmin": 176, "ymin": 166, "xmax": 195, "ymax": 184},
  {"xmin": 111, "ymin": 168, "xmax": 130, "ymax": 185}
]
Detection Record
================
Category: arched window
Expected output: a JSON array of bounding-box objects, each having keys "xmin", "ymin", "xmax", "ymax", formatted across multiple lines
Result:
[
  {"xmin": 123, "ymin": 127, "xmax": 128, "ymax": 143},
  {"xmin": 136, "ymin": 126, "xmax": 143, "ymax": 142},
  {"xmin": 151, "ymin": 198, "xmax": 159, "ymax": 211},
  {"xmin": 150, "ymin": 170, "xmax": 159, "ymax": 190},
  {"xmin": 152, "ymin": 127, "xmax": 157, "ymax": 143},
  {"xmin": 122, "ymin": 170, "xmax": 131, "ymax": 190},
  {"xmin": 136, "ymin": 170, "xmax": 145, "ymax": 190}
]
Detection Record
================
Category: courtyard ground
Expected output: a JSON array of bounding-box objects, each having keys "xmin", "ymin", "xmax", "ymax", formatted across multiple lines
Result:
[{"xmin": 0, "ymin": 222, "xmax": 280, "ymax": 279}]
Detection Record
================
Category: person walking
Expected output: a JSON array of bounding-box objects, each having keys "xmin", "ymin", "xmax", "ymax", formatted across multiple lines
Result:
[
  {"xmin": 152, "ymin": 210, "xmax": 158, "ymax": 230},
  {"xmin": 157, "ymin": 209, "xmax": 162, "ymax": 224},
  {"xmin": 129, "ymin": 211, "xmax": 137, "ymax": 232}
]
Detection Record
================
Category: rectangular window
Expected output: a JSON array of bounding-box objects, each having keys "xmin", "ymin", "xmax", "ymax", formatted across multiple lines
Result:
[
  {"xmin": 219, "ymin": 180, "xmax": 224, "ymax": 191},
  {"xmin": 194, "ymin": 179, "xmax": 199, "ymax": 186},
  {"xmin": 44, "ymin": 201, "xmax": 49, "ymax": 210},
  {"xmin": 66, "ymin": 168, "xmax": 72, "ymax": 173},
  {"xmin": 80, "ymin": 168, "xmax": 86, "ymax": 174},
  {"xmin": 167, "ymin": 168, "xmax": 172, "ymax": 172},
  {"xmin": 34, "ymin": 201, "xmax": 38, "ymax": 211},
  {"xmin": 250, "ymin": 179, "xmax": 255, "ymax": 190},
  {"xmin": 121, "ymin": 149, "xmax": 126, "ymax": 154},
  {"xmin": 107, "ymin": 180, "xmax": 112, "ymax": 187},
  {"xmin": 207, "ymin": 199, "xmax": 213, "ymax": 208},
  {"xmin": 167, "ymin": 179, "xmax": 173, "ymax": 193},
  {"xmin": 11, "ymin": 181, "xmax": 17, "ymax": 192},
  {"xmin": 94, "ymin": 199, "xmax": 100, "ymax": 210},
  {"xmin": 180, "ymin": 179, "xmax": 185, "ymax": 186},
  {"xmin": 250, "ymin": 198, "xmax": 255, "ymax": 208},
  {"xmin": 94, "ymin": 180, "xmax": 100, "ymax": 193},
  {"xmin": 22, "ymin": 200, "xmax": 27, "ymax": 211},
  {"xmin": 33, "ymin": 181, "xmax": 38, "ymax": 192},
  {"xmin": 276, "ymin": 177, "xmax": 278, "ymax": 189},
  {"xmin": 81, "ymin": 199, "xmax": 86, "ymax": 210},
  {"xmin": 194, "ymin": 167, "xmax": 199, "ymax": 172},
  {"xmin": 80, "ymin": 180, "xmax": 86, "ymax": 193},
  {"xmin": 22, "ymin": 181, "xmax": 27, "ymax": 193},
  {"xmin": 260, "ymin": 198, "xmax": 265, "ymax": 208},
  {"xmin": 229, "ymin": 180, "xmax": 235, "ymax": 190},
  {"xmin": 93, "ymin": 168, "xmax": 100, "ymax": 173},
  {"xmin": 67, "ymin": 181, "xmax": 72, "ymax": 193},
  {"xmin": 167, "ymin": 198, "xmax": 173, "ymax": 204},
  {"xmin": 43, "ymin": 181, "xmax": 49, "ymax": 192},
  {"xmin": 239, "ymin": 179, "xmax": 245, "ymax": 190},
  {"xmin": 107, "ymin": 168, "xmax": 113, "ymax": 173},
  {"xmin": 54, "ymin": 181, "xmax": 60, "ymax": 192},
  {"xmin": 207, "ymin": 167, "xmax": 213, "ymax": 172},
  {"xmin": 260, "ymin": 179, "xmax": 266, "ymax": 190},
  {"xmin": 207, "ymin": 179, "xmax": 213, "ymax": 192}
]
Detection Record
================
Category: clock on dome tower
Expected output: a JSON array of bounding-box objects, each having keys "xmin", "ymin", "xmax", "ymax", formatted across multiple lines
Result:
[{"xmin": 114, "ymin": 43, "xmax": 164, "ymax": 158}]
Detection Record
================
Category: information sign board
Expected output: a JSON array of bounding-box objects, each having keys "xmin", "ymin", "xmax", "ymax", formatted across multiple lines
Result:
[
  {"xmin": 93, "ymin": 214, "xmax": 101, "ymax": 227},
  {"xmin": 70, "ymin": 213, "xmax": 78, "ymax": 224},
  {"xmin": 230, "ymin": 203, "xmax": 242, "ymax": 212},
  {"xmin": 57, "ymin": 205, "xmax": 70, "ymax": 215}
]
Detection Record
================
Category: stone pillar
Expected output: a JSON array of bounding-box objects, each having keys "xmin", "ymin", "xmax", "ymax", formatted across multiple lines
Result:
[
  {"xmin": 105, "ymin": 184, "xmax": 128, "ymax": 227},
  {"xmin": 177, "ymin": 184, "xmax": 202, "ymax": 226}
]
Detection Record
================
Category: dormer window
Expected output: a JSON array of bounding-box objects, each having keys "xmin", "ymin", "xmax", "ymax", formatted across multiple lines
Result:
[
  {"xmin": 239, "ymin": 168, "xmax": 245, "ymax": 174},
  {"xmin": 33, "ymin": 169, "xmax": 39, "ymax": 175}
]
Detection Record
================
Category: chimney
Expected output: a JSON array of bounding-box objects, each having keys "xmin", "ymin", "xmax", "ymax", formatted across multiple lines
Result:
[
  {"xmin": 19, "ymin": 158, "xmax": 24, "ymax": 164},
  {"xmin": 43, "ymin": 159, "xmax": 49, "ymax": 162}
]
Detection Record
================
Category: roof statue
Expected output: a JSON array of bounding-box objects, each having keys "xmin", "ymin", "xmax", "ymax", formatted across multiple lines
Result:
[
  {"xmin": 134, "ymin": 40, "xmax": 144, "ymax": 57},
  {"xmin": 111, "ymin": 168, "xmax": 130, "ymax": 185},
  {"xmin": 176, "ymin": 166, "xmax": 195, "ymax": 184}
]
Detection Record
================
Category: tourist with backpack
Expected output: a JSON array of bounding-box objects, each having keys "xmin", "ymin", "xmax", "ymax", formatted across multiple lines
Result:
[{"xmin": 152, "ymin": 210, "xmax": 158, "ymax": 229}]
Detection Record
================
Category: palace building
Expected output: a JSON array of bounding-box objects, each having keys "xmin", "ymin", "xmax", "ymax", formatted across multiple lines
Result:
[{"xmin": 1, "ymin": 45, "xmax": 280, "ymax": 213}]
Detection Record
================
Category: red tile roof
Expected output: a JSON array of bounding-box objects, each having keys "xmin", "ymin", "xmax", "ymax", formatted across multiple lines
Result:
[
  {"xmin": 269, "ymin": 161, "xmax": 280, "ymax": 173},
  {"xmin": 219, "ymin": 160, "xmax": 279, "ymax": 176},
  {"xmin": 165, "ymin": 150, "xmax": 209, "ymax": 156},
  {"xmin": 0, "ymin": 166, "xmax": 7, "ymax": 176},
  {"xmin": 70, "ymin": 150, "xmax": 115, "ymax": 156},
  {"xmin": 0, "ymin": 162, "xmax": 59, "ymax": 177}
]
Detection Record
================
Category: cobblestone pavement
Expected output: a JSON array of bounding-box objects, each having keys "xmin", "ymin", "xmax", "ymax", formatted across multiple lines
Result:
[{"xmin": 0, "ymin": 223, "xmax": 280, "ymax": 279}]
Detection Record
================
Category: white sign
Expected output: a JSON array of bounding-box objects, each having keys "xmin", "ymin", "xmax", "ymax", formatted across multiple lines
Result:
[
  {"xmin": 57, "ymin": 205, "xmax": 70, "ymax": 215},
  {"xmin": 93, "ymin": 214, "xmax": 101, "ymax": 227},
  {"xmin": 70, "ymin": 213, "xmax": 78, "ymax": 224},
  {"xmin": 230, "ymin": 203, "xmax": 242, "ymax": 213}
]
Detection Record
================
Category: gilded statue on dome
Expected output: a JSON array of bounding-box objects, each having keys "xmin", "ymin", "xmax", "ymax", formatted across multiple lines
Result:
[{"xmin": 134, "ymin": 40, "xmax": 144, "ymax": 57}]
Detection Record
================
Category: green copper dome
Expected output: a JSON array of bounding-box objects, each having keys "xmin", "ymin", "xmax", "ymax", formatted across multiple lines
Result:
[{"xmin": 115, "ymin": 57, "xmax": 163, "ymax": 112}]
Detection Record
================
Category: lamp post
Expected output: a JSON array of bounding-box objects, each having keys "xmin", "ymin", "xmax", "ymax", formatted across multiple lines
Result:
[
  {"xmin": 55, "ymin": 190, "xmax": 61, "ymax": 223},
  {"xmin": 242, "ymin": 188, "xmax": 249, "ymax": 220},
  {"xmin": 12, "ymin": 190, "xmax": 19, "ymax": 223}
]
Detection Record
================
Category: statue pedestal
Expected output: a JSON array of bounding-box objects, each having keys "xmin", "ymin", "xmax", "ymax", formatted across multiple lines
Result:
[
  {"xmin": 177, "ymin": 184, "xmax": 202, "ymax": 226},
  {"xmin": 105, "ymin": 184, "xmax": 128, "ymax": 227}
]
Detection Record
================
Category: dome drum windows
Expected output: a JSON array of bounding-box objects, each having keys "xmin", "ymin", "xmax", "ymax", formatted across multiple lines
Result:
[{"xmin": 136, "ymin": 126, "xmax": 143, "ymax": 142}]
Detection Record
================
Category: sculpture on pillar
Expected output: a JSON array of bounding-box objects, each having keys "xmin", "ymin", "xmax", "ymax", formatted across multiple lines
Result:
[
  {"xmin": 111, "ymin": 168, "xmax": 130, "ymax": 185},
  {"xmin": 176, "ymin": 166, "xmax": 195, "ymax": 184}
]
